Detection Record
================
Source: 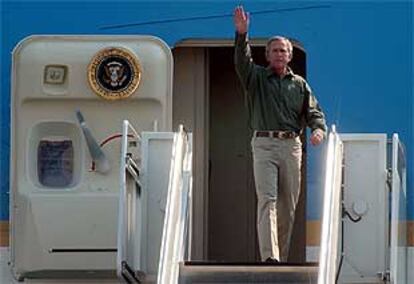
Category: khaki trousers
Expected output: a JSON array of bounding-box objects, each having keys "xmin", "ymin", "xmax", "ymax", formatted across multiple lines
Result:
[{"xmin": 251, "ymin": 135, "xmax": 302, "ymax": 262}]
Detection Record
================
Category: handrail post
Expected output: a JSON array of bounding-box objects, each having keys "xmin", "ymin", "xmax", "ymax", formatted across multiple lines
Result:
[{"xmin": 318, "ymin": 125, "xmax": 343, "ymax": 284}]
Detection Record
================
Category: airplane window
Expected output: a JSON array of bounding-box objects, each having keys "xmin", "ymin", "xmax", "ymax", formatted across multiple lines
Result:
[{"xmin": 37, "ymin": 139, "xmax": 74, "ymax": 188}]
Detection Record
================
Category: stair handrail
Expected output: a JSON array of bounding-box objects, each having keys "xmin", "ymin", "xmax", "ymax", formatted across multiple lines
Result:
[
  {"xmin": 157, "ymin": 125, "xmax": 192, "ymax": 284},
  {"xmin": 117, "ymin": 120, "xmax": 142, "ymax": 283},
  {"xmin": 318, "ymin": 125, "xmax": 343, "ymax": 284}
]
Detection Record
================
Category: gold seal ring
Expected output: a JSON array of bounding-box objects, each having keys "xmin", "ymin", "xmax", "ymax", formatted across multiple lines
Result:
[{"xmin": 88, "ymin": 47, "xmax": 141, "ymax": 100}]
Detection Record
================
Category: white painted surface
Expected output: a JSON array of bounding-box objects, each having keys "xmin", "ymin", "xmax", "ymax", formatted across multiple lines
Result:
[
  {"xmin": 10, "ymin": 36, "xmax": 172, "ymax": 280},
  {"xmin": 318, "ymin": 129, "xmax": 343, "ymax": 284},
  {"xmin": 407, "ymin": 248, "xmax": 414, "ymax": 283},
  {"xmin": 0, "ymin": 247, "xmax": 120, "ymax": 283},
  {"xmin": 390, "ymin": 134, "xmax": 407, "ymax": 284},
  {"xmin": 338, "ymin": 134, "xmax": 388, "ymax": 282},
  {"xmin": 306, "ymin": 246, "xmax": 320, "ymax": 263}
]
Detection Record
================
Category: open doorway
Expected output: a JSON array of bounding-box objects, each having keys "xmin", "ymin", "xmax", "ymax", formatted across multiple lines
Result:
[{"xmin": 172, "ymin": 40, "xmax": 307, "ymax": 263}]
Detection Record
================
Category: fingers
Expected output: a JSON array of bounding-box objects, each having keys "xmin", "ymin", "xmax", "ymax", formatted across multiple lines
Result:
[
  {"xmin": 234, "ymin": 5, "xmax": 244, "ymax": 17},
  {"xmin": 310, "ymin": 136, "xmax": 319, "ymax": 146},
  {"xmin": 235, "ymin": 6, "xmax": 249, "ymax": 21},
  {"xmin": 234, "ymin": 5, "xmax": 249, "ymax": 34},
  {"xmin": 234, "ymin": 6, "xmax": 244, "ymax": 23},
  {"xmin": 310, "ymin": 136, "xmax": 321, "ymax": 146},
  {"xmin": 310, "ymin": 129, "xmax": 324, "ymax": 146}
]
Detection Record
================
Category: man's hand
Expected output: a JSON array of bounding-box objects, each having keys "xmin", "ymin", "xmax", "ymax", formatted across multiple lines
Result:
[
  {"xmin": 234, "ymin": 6, "xmax": 249, "ymax": 34},
  {"xmin": 310, "ymin": 129, "xmax": 324, "ymax": 146}
]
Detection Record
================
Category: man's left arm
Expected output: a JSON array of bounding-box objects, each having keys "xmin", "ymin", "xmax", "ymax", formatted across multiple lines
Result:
[{"xmin": 303, "ymin": 81, "xmax": 327, "ymax": 146}]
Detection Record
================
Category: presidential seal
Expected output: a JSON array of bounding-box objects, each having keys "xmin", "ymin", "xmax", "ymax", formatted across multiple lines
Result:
[{"xmin": 88, "ymin": 47, "xmax": 141, "ymax": 100}]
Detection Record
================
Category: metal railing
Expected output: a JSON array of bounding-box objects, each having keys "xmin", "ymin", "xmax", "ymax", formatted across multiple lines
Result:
[
  {"xmin": 117, "ymin": 120, "xmax": 143, "ymax": 283},
  {"xmin": 390, "ymin": 134, "xmax": 407, "ymax": 284},
  {"xmin": 157, "ymin": 125, "xmax": 193, "ymax": 284},
  {"xmin": 318, "ymin": 126, "xmax": 343, "ymax": 284}
]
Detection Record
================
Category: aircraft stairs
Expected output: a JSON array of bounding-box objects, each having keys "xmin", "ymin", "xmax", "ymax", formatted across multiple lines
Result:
[
  {"xmin": 178, "ymin": 261, "xmax": 318, "ymax": 283},
  {"xmin": 117, "ymin": 122, "xmax": 345, "ymax": 284},
  {"xmin": 3, "ymin": 123, "xmax": 406, "ymax": 284}
]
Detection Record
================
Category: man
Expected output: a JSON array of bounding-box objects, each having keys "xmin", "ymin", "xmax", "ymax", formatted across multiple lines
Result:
[{"xmin": 233, "ymin": 6, "xmax": 327, "ymax": 263}]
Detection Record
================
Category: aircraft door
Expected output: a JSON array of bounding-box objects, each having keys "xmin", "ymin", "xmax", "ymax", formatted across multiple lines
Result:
[{"xmin": 9, "ymin": 35, "xmax": 172, "ymax": 280}]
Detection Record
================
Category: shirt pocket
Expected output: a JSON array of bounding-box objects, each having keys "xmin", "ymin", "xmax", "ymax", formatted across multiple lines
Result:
[{"xmin": 285, "ymin": 82, "xmax": 304, "ymax": 114}]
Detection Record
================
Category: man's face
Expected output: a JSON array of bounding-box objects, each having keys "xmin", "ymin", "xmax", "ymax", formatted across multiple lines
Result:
[{"xmin": 266, "ymin": 40, "xmax": 292, "ymax": 70}]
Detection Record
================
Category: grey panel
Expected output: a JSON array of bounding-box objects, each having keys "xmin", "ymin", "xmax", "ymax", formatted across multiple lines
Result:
[
  {"xmin": 179, "ymin": 263, "xmax": 318, "ymax": 283},
  {"xmin": 338, "ymin": 134, "xmax": 388, "ymax": 282},
  {"xmin": 390, "ymin": 134, "xmax": 407, "ymax": 284}
]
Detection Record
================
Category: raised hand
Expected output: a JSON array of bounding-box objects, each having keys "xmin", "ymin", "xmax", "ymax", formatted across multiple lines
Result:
[{"xmin": 234, "ymin": 5, "xmax": 249, "ymax": 34}]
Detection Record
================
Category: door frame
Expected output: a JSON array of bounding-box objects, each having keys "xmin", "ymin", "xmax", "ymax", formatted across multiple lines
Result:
[{"xmin": 173, "ymin": 38, "xmax": 306, "ymax": 261}]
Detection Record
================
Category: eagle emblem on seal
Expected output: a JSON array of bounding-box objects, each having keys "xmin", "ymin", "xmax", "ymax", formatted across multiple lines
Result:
[
  {"xmin": 88, "ymin": 47, "xmax": 141, "ymax": 100},
  {"xmin": 104, "ymin": 61, "xmax": 126, "ymax": 88}
]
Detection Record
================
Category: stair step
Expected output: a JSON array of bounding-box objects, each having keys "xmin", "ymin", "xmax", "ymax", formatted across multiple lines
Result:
[{"xmin": 179, "ymin": 262, "xmax": 318, "ymax": 283}]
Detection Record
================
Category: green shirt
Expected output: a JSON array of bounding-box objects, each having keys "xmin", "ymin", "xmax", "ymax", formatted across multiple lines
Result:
[{"xmin": 234, "ymin": 33, "xmax": 327, "ymax": 134}]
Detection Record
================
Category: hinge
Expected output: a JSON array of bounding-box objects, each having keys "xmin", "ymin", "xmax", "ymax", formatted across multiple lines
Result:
[
  {"xmin": 386, "ymin": 168, "xmax": 392, "ymax": 190},
  {"xmin": 377, "ymin": 270, "xmax": 390, "ymax": 282}
]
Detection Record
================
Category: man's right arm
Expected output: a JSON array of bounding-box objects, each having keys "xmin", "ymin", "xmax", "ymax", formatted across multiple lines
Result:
[{"xmin": 234, "ymin": 6, "xmax": 255, "ymax": 89}]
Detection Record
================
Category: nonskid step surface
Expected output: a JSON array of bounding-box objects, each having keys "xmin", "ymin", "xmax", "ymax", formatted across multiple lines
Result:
[{"xmin": 179, "ymin": 261, "xmax": 318, "ymax": 283}]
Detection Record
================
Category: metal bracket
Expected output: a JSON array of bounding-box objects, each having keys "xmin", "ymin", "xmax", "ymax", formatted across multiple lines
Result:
[
  {"xmin": 121, "ymin": 261, "xmax": 144, "ymax": 284},
  {"xmin": 386, "ymin": 168, "xmax": 392, "ymax": 191},
  {"xmin": 377, "ymin": 270, "xmax": 390, "ymax": 282},
  {"xmin": 125, "ymin": 155, "xmax": 141, "ymax": 187}
]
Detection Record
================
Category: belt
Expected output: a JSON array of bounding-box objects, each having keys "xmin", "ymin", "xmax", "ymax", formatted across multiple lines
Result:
[{"xmin": 254, "ymin": 130, "xmax": 298, "ymax": 139}]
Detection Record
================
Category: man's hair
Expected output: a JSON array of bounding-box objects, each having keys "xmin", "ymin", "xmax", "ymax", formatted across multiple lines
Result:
[{"xmin": 265, "ymin": 36, "xmax": 293, "ymax": 56}]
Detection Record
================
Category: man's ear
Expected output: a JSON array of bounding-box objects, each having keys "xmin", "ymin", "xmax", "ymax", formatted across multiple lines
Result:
[
  {"xmin": 265, "ymin": 49, "xmax": 270, "ymax": 62},
  {"xmin": 287, "ymin": 52, "xmax": 293, "ymax": 62}
]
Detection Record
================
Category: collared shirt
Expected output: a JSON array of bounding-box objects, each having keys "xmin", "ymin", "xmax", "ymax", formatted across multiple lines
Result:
[{"xmin": 234, "ymin": 32, "xmax": 327, "ymax": 134}]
